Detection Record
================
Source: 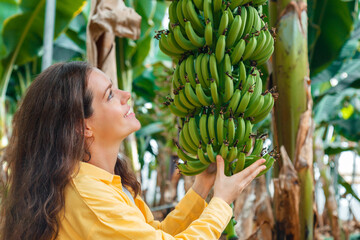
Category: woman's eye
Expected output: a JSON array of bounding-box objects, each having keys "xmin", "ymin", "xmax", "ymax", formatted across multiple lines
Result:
[{"xmin": 108, "ymin": 90, "xmax": 114, "ymax": 100}]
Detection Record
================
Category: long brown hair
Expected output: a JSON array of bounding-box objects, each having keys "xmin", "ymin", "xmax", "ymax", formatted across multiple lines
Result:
[{"xmin": 0, "ymin": 62, "xmax": 140, "ymax": 240}]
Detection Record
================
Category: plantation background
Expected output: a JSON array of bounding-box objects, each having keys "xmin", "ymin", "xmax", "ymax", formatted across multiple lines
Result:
[{"xmin": 0, "ymin": 0, "xmax": 360, "ymax": 239}]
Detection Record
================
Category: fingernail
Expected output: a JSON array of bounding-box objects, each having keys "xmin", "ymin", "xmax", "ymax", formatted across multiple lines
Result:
[{"xmin": 261, "ymin": 166, "xmax": 267, "ymax": 170}]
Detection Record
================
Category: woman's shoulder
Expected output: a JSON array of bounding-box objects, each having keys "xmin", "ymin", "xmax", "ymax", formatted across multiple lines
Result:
[{"xmin": 67, "ymin": 162, "xmax": 123, "ymax": 202}]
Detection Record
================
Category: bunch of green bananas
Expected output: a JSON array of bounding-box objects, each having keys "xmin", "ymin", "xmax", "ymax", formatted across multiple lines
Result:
[{"xmin": 159, "ymin": 0, "xmax": 277, "ymax": 177}]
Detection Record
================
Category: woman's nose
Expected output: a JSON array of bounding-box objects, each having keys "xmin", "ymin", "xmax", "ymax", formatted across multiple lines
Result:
[{"xmin": 120, "ymin": 90, "xmax": 131, "ymax": 104}]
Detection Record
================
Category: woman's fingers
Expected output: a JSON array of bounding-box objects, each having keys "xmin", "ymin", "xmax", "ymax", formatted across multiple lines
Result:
[
  {"xmin": 216, "ymin": 155, "xmax": 225, "ymax": 178},
  {"xmin": 242, "ymin": 163, "xmax": 267, "ymax": 186},
  {"xmin": 235, "ymin": 158, "xmax": 266, "ymax": 179}
]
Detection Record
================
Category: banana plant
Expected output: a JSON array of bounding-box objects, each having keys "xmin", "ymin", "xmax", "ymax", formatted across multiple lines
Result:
[
  {"xmin": 0, "ymin": 0, "xmax": 87, "ymax": 151},
  {"xmin": 269, "ymin": 0, "xmax": 357, "ymax": 239}
]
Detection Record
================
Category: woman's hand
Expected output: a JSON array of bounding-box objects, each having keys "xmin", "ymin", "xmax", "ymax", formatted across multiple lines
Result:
[
  {"xmin": 213, "ymin": 155, "xmax": 266, "ymax": 204},
  {"xmin": 192, "ymin": 163, "xmax": 217, "ymax": 199}
]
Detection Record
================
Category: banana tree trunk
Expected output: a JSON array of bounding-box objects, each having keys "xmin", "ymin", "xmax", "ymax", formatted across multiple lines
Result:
[{"xmin": 269, "ymin": 1, "xmax": 314, "ymax": 239}]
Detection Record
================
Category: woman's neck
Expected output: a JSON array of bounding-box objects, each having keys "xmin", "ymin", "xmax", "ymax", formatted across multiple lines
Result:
[{"xmin": 87, "ymin": 140, "xmax": 121, "ymax": 174}]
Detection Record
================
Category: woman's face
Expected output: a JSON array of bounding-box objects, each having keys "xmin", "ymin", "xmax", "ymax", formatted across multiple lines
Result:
[{"xmin": 85, "ymin": 68, "xmax": 141, "ymax": 144}]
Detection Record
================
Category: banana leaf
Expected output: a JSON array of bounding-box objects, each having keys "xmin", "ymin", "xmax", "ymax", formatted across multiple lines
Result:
[
  {"xmin": 308, "ymin": 0, "xmax": 355, "ymax": 76},
  {"xmin": 0, "ymin": 0, "xmax": 86, "ymax": 96}
]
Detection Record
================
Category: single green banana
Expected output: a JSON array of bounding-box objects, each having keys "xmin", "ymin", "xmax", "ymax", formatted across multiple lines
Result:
[
  {"xmin": 215, "ymin": 34, "xmax": 226, "ymax": 64},
  {"xmin": 185, "ymin": 21, "xmax": 205, "ymax": 48},
  {"xmin": 218, "ymin": 10, "xmax": 229, "ymax": 37},
  {"xmin": 246, "ymin": 73, "xmax": 263, "ymax": 111},
  {"xmin": 227, "ymin": 10, "xmax": 234, "ymax": 30},
  {"xmin": 210, "ymin": 79, "xmax": 220, "ymax": 105},
  {"xmin": 168, "ymin": 103, "xmax": 188, "ymax": 117},
  {"xmin": 251, "ymin": 7, "xmax": 262, "ymax": 34},
  {"xmin": 223, "ymin": 74, "xmax": 234, "ymax": 103},
  {"xmin": 234, "ymin": 61, "xmax": 247, "ymax": 89},
  {"xmin": 179, "ymin": 60, "xmax": 187, "ymax": 85},
  {"xmin": 201, "ymin": 53, "xmax": 211, "ymax": 87},
  {"xmin": 203, "ymin": 0, "xmax": 213, "ymax": 23},
  {"xmin": 172, "ymin": 67, "xmax": 181, "ymax": 89},
  {"xmin": 183, "ymin": 120, "xmax": 199, "ymax": 150},
  {"xmin": 206, "ymin": 142, "xmax": 216, "ymax": 163},
  {"xmin": 226, "ymin": 15, "xmax": 242, "ymax": 49},
  {"xmin": 242, "ymin": 119, "xmax": 252, "ymax": 144},
  {"xmin": 233, "ymin": 152, "xmax": 246, "ymax": 173},
  {"xmin": 205, "ymin": 19, "xmax": 213, "ymax": 46},
  {"xmin": 174, "ymin": 93, "xmax": 189, "ymax": 113},
  {"xmin": 238, "ymin": 6, "xmax": 248, "ymax": 39},
  {"xmin": 216, "ymin": 111, "xmax": 225, "ymax": 145},
  {"xmin": 195, "ymin": 54, "xmax": 208, "ymax": 88},
  {"xmin": 243, "ymin": 6, "xmax": 255, "ymax": 35},
  {"xmin": 231, "ymin": 39, "xmax": 246, "ymax": 65},
  {"xmin": 179, "ymin": 87, "xmax": 196, "ymax": 110},
  {"xmin": 189, "ymin": 117, "xmax": 202, "ymax": 148},
  {"xmin": 228, "ymin": 117, "xmax": 236, "ymax": 145},
  {"xmin": 241, "ymin": 72, "xmax": 255, "ymax": 94},
  {"xmin": 227, "ymin": 146, "xmax": 238, "ymax": 163},
  {"xmin": 186, "ymin": 0, "xmax": 205, "ymax": 35},
  {"xmin": 176, "ymin": 0, "xmax": 186, "ymax": 28},
  {"xmin": 169, "ymin": 1, "xmax": 178, "ymax": 25},
  {"xmin": 196, "ymin": 82, "xmax": 212, "ymax": 106},
  {"xmin": 185, "ymin": 82, "xmax": 202, "ymax": 107},
  {"xmin": 235, "ymin": 90, "xmax": 251, "ymax": 115},
  {"xmin": 242, "ymin": 36, "xmax": 257, "ymax": 60},
  {"xmin": 208, "ymin": 111, "xmax": 217, "ymax": 146},
  {"xmin": 185, "ymin": 55, "xmax": 197, "ymax": 88},
  {"xmin": 174, "ymin": 25, "xmax": 197, "ymax": 51},
  {"xmin": 209, "ymin": 53, "xmax": 219, "ymax": 85},
  {"xmin": 219, "ymin": 141, "xmax": 229, "ymax": 160},
  {"xmin": 199, "ymin": 111, "xmax": 210, "ymax": 145},
  {"xmin": 226, "ymin": 88, "xmax": 241, "ymax": 115},
  {"xmin": 244, "ymin": 137, "xmax": 253, "ymax": 153},
  {"xmin": 198, "ymin": 146, "xmax": 212, "ymax": 164},
  {"xmin": 179, "ymin": 128, "xmax": 198, "ymax": 155},
  {"xmin": 234, "ymin": 117, "xmax": 245, "ymax": 144},
  {"xmin": 251, "ymin": 138, "xmax": 264, "ymax": 156}
]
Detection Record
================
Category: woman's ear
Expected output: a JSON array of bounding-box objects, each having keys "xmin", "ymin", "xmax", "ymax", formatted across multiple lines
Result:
[{"xmin": 84, "ymin": 120, "xmax": 93, "ymax": 138}]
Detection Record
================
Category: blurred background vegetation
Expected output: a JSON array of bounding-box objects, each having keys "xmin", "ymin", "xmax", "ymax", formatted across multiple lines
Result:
[{"xmin": 0, "ymin": 0, "xmax": 359, "ymax": 239}]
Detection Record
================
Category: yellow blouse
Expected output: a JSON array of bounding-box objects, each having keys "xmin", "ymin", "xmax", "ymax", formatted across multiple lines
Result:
[{"xmin": 57, "ymin": 162, "xmax": 233, "ymax": 240}]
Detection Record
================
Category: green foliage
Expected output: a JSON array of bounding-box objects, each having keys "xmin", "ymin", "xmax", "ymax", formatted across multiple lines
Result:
[
  {"xmin": 308, "ymin": 0, "xmax": 355, "ymax": 76},
  {"xmin": 338, "ymin": 174, "xmax": 360, "ymax": 203},
  {"xmin": 312, "ymin": 21, "xmax": 360, "ymax": 142}
]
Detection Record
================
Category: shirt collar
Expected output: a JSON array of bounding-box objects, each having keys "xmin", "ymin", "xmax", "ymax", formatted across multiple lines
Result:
[{"xmin": 78, "ymin": 161, "xmax": 115, "ymax": 183}]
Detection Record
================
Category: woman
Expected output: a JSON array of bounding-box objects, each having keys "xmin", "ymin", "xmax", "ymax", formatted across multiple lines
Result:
[{"xmin": 0, "ymin": 62, "xmax": 267, "ymax": 240}]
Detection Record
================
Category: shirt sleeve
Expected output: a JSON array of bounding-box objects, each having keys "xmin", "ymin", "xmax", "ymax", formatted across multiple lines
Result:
[
  {"xmin": 137, "ymin": 188, "xmax": 208, "ymax": 235},
  {"xmin": 75, "ymin": 181, "xmax": 233, "ymax": 240}
]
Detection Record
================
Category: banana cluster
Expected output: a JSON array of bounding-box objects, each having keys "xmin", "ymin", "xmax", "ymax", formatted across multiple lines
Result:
[{"xmin": 159, "ymin": 0, "xmax": 277, "ymax": 177}]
